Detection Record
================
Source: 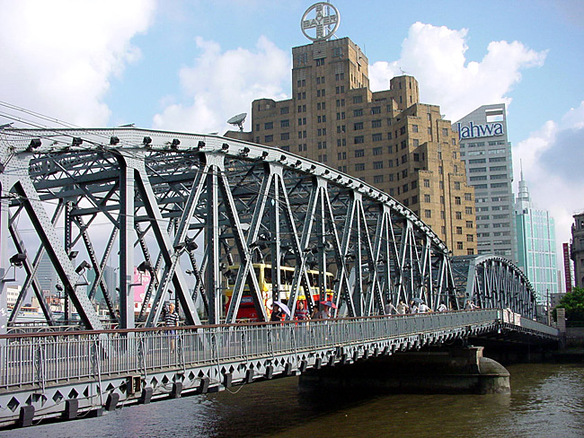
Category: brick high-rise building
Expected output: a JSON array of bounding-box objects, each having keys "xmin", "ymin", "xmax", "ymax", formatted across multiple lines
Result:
[{"xmin": 237, "ymin": 37, "xmax": 476, "ymax": 255}]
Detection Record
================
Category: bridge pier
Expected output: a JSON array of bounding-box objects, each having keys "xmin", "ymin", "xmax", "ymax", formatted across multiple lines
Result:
[{"xmin": 300, "ymin": 346, "xmax": 510, "ymax": 395}]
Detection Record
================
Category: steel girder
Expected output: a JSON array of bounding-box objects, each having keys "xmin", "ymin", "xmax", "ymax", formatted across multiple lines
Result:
[
  {"xmin": 0, "ymin": 128, "xmax": 458, "ymax": 331},
  {"xmin": 451, "ymin": 255, "xmax": 538, "ymax": 319}
]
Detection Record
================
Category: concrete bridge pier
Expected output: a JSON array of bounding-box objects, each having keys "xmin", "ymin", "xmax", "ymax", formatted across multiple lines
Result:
[{"xmin": 299, "ymin": 346, "xmax": 510, "ymax": 395}]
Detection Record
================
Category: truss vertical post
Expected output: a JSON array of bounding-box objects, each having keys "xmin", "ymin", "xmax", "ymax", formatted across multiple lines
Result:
[
  {"xmin": 64, "ymin": 201, "xmax": 73, "ymax": 321},
  {"xmin": 119, "ymin": 161, "xmax": 135, "ymax": 329},
  {"xmin": 0, "ymin": 191, "xmax": 9, "ymax": 335},
  {"xmin": 206, "ymin": 165, "xmax": 221, "ymax": 324}
]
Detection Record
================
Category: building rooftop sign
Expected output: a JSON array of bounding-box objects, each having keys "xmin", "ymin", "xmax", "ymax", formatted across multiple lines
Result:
[{"xmin": 301, "ymin": 2, "xmax": 340, "ymax": 42}]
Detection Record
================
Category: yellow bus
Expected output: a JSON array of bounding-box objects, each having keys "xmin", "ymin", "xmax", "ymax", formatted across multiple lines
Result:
[{"xmin": 224, "ymin": 263, "xmax": 334, "ymax": 320}]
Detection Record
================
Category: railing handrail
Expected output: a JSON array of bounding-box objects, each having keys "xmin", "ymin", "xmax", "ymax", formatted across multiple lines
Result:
[{"xmin": 0, "ymin": 308, "xmax": 504, "ymax": 339}]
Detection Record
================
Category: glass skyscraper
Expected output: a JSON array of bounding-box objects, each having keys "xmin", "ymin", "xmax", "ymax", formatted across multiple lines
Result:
[{"xmin": 515, "ymin": 172, "xmax": 558, "ymax": 303}]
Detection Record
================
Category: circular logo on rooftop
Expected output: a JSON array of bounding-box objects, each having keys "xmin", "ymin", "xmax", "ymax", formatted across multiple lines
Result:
[{"xmin": 301, "ymin": 2, "xmax": 340, "ymax": 42}]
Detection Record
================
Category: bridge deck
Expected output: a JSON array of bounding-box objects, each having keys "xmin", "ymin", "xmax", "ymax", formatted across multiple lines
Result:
[{"xmin": 0, "ymin": 309, "xmax": 557, "ymax": 429}]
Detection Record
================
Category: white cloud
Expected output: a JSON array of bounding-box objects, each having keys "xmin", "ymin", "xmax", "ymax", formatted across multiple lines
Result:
[
  {"xmin": 369, "ymin": 22, "xmax": 547, "ymax": 122},
  {"xmin": 0, "ymin": 0, "xmax": 156, "ymax": 126},
  {"xmin": 152, "ymin": 36, "xmax": 290, "ymax": 134},
  {"xmin": 513, "ymin": 101, "xmax": 584, "ymax": 257}
]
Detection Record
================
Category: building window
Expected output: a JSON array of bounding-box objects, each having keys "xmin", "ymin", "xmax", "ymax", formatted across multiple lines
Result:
[
  {"xmin": 354, "ymin": 136, "xmax": 365, "ymax": 144},
  {"xmin": 354, "ymin": 121, "xmax": 364, "ymax": 130},
  {"xmin": 373, "ymin": 147, "xmax": 383, "ymax": 156},
  {"xmin": 281, "ymin": 119, "xmax": 289, "ymax": 128},
  {"xmin": 264, "ymin": 122, "xmax": 273, "ymax": 130},
  {"xmin": 456, "ymin": 226, "xmax": 463, "ymax": 235},
  {"xmin": 465, "ymin": 206, "xmax": 473, "ymax": 214},
  {"xmin": 456, "ymin": 211, "xmax": 462, "ymax": 220},
  {"xmin": 353, "ymin": 95, "xmax": 363, "ymax": 104},
  {"xmin": 280, "ymin": 107, "xmax": 289, "ymax": 114},
  {"xmin": 424, "ymin": 210, "xmax": 431, "ymax": 218},
  {"xmin": 355, "ymin": 163, "xmax": 365, "ymax": 171},
  {"xmin": 454, "ymin": 181, "xmax": 461, "ymax": 190},
  {"xmin": 372, "ymin": 133, "xmax": 382, "ymax": 142},
  {"xmin": 424, "ymin": 179, "xmax": 430, "ymax": 188},
  {"xmin": 373, "ymin": 161, "xmax": 383, "ymax": 169},
  {"xmin": 424, "ymin": 194, "xmax": 431, "ymax": 202},
  {"xmin": 355, "ymin": 149, "xmax": 365, "ymax": 157},
  {"xmin": 353, "ymin": 109, "xmax": 364, "ymax": 117},
  {"xmin": 371, "ymin": 107, "xmax": 381, "ymax": 114},
  {"xmin": 264, "ymin": 135, "xmax": 273, "ymax": 142},
  {"xmin": 464, "ymin": 193, "xmax": 472, "ymax": 201},
  {"xmin": 281, "ymin": 133, "xmax": 290, "ymax": 140},
  {"xmin": 374, "ymin": 175, "xmax": 384, "ymax": 183},
  {"xmin": 455, "ymin": 196, "xmax": 461, "ymax": 205},
  {"xmin": 412, "ymin": 125, "xmax": 418, "ymax": 133},
  {"xmin": 372, "ymin": 119, "xmax": 382, "ymax": 128},
  {"xmin": 466, "ymin": 234, "xmax": 474, "ymax": 242},
  {"xmin": 466, "ymin": 221, "xmax": 474, "ymax": 228},
  {"xmin": 457, "ymin": 242, "xmax": 464, "ymax": 250}
]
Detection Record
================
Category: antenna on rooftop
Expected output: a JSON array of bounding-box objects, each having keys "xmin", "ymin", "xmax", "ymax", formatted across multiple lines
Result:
[{"xmin": 227, "ymin": 113, "xmax": 247, "ymax": 132}]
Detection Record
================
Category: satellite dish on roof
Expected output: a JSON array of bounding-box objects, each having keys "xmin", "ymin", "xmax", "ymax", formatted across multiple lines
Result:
[{"xmin": 227, "ymin": 113, "xmax": 247, "ymax": 131}]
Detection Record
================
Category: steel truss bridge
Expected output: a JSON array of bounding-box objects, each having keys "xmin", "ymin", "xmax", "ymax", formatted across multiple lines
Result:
[{"xmin": 0, "ymin": 128, "xmax": 557, "ymax": 428}]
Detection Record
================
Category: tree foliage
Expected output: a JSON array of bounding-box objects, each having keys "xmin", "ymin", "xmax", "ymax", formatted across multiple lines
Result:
[{"xmin": 557, "ymin": 287, "xmax": 584, "ymax": 322}]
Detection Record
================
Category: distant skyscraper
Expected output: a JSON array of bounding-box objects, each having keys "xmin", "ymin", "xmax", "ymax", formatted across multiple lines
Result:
[
  {"xmin": 37, "ymin": 252, "xmax": 58, "ymax": 296},
  {"xmin": 571, "ymin": 212, "xmax": 584, "ymax": 289},
  {"xmin": 514, "ymin": 172, "xmax": 558, "ymax": 303},
  {"xmin": 454, "ymin": 104, "xmax": 516, "ymax": 261},
  {"xmin": 86, "ymin": 265, "xmax": 118, "ymax": 305}
]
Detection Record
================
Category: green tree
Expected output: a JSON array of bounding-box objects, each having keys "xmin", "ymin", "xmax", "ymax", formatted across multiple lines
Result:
[{"xmin": 557, "ymin": 287, "xmax": 584, "ymax": 322}]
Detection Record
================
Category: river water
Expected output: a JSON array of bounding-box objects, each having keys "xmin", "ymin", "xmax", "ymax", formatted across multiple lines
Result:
[{"xmin": 1, "ymin": 362, "xmax": 583, "ymax": 438}]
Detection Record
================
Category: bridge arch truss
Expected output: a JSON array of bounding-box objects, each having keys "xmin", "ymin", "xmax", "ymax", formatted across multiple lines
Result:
[
  {"xmin": 451, "ymin": 255, "xmax": 537, "ymax": 318},
  {"xmin": 0, "ymin": 128, "xmax": 535, "ymax": 330}
]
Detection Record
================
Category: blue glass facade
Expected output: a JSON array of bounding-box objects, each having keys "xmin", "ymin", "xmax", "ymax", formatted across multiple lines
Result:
[{"xmin": 515, "ymin": 175, "xmax": 558, "ymax": 303}]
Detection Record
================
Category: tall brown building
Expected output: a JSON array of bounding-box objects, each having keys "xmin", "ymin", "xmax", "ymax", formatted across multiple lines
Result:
[{"xmin": 239, "ymin": 37, "xmax": 476, "ymax": 255}]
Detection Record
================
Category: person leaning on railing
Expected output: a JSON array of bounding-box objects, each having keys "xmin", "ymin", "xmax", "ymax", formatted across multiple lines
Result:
[{"xmin": 164, "ymin": 303, "xmax": 180, "ymax": 352}]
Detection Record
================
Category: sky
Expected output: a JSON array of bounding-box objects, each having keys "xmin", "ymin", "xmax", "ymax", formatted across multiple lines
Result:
[{"xmin": 0, "ymin": 0, "xmax": 583, "ymax": 278}]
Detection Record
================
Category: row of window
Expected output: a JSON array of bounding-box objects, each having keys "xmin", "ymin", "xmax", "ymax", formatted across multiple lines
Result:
[
  {"xmin": 467, "ymin": 157, "xmax": 507, "ymax": 164},
  {"xmin": 468, "ymin": 166, "xmax": 508, "ymax": 172},
  {"xmin": 461, "ymin": 140, "xmax": 506, "ymax": 148},
  {"xmin": 462, "ymin": 148, "xmax": 507, "ymax": 157},
  {"xmin": 472, "ymin": 182, "xmax": 509, "ymax": 190},
  {"xmin": 477, "ymin": 231, "xmax": 511, "ymax": 237}
]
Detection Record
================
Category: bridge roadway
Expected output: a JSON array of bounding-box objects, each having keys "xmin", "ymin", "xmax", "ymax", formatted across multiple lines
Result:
[{"xmin": 0, "ymin": 309, "xmax": 558, "ymax": 429}]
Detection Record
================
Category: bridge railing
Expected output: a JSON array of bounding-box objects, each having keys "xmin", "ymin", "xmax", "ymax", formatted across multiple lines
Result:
[{"xmin": 0, "ymin": 310, "xmax": 547, "ymax": 391}]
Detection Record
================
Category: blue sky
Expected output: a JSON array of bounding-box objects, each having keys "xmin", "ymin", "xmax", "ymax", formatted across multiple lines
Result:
[{"xmin": 1, "ymin": 0, "xmax": 583, "ymax": 270}]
